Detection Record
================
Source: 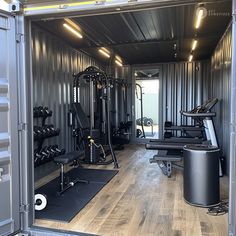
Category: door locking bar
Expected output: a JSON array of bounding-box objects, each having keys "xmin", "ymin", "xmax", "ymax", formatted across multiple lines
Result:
[{"xmin": 0, "ymin": 167, "xmax": 3, "ymax": 181}]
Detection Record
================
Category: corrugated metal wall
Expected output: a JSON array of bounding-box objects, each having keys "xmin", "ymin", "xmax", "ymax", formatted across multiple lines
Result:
[
  {"xmin": 211, "ymin": 24, "xmax": 232, "ymax": 174},
  {"xmin": 109, "ymin": 66, "xmax": 132, "ymax": 129},
  {"xmin": 122, "ymin": 61, "xmax": 211, "ymax": 140},
  {"xmin": 161, "ymin": 61, "xmax": 211, "ymax": 128},
  {"xmin": 229, "ymin": 5, "xmax": 236, "ymax": 233},
  {"xmin": 31, "ymin": 24, "xmax": 105, "ymax": 154}
]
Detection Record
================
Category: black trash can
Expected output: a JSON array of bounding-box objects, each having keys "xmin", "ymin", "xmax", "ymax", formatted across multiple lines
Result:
[{"xmin": 183, "ymin": 144, "xmax": 220, "ymax": 207}]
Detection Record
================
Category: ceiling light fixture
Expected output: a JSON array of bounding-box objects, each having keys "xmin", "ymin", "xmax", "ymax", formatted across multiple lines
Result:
[
  {"xmin": 115, "ymin": 55, "xmax": 122, "ymax": 62},
  {"xmin": 189, "ymin": 54, "xmax": 193, "ymax": 62},
  {"xmin": 63, "ymin": 23, "xmax": 83, "ymax": 38},
  {"xmin": 115, "ymin": 59, "xmax": 123, "ymax": 67},
  {"xmin": 195, "ymin": 9, "xmax": 204, "ymax": 29},
  {"xmin": 173, "ymin": 43, "xmax": 177, "ymax": 50},
  {"xmin": 98, "ymin": 48, "xmax": 110, "ymax": 58},
  {"xmin": 64, "ymin": 18, "xmax": 82, "ymax": 32},
  {"xmin": 192, "ymin": 40, "xmax": 198, "ymax": 51},
  {"xmin": 115, "ymin": 55, "xmax": 123, "ymax": 66}
]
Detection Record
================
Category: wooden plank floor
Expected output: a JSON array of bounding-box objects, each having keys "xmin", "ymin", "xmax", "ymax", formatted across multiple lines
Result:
[{"xmin": 35, "ymin": 144, "xmax": 228, "ymax": 236}]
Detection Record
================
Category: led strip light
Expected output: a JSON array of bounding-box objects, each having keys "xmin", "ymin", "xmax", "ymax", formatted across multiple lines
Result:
[{"xmin": 24, "ymin": 0, "xmax": 113, "ymax": 12}]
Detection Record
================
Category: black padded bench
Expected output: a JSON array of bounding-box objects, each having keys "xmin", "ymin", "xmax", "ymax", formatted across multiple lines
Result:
[
  {"xmin": 149, "ymin": 152, "xmax": 183, "ymax": 177},
  {"xmin": 146, "ymin": 142, "xmax": 185, "ymax": 150},
  {"xmin": 54, "ymin": 151, "xmax": 89, "ymax": 195}
]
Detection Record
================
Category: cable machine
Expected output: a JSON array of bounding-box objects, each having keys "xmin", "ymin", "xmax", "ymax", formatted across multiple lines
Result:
[{"xmin": 69, "ymin": 66, "xmax": 119, "ymax": 168}]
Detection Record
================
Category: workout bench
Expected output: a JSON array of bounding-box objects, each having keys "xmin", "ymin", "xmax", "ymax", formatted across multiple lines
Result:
[
  {"xmin": 54, "ymin": 151, "xmax": 89, "ymax": 195},
  {"xmin": 149, "ymin": 150, "xmax": 183, "ymax": 177}
]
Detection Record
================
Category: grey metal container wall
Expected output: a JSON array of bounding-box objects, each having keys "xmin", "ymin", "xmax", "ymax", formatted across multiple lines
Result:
[
  {"xmin": 0, "ymin": 12, "xmax": 20, "ymax": 235},
  {"xmin": 183, "ymin": 145, "xmax": 220, "ymax": 207},
  {"xmin": 110, "ymin": 81, "xmax": 129, "ymax": 129},
  {"xmin": 31, "ymin": 24, "xmax": 105, "ymax": 180},
  {"xmin": 31, "ymin": 24, "xmax": 105, "ymax": 153},
  {"xmin": 211, "ymin": 24, "xmax": 232, "ymax": 175}
]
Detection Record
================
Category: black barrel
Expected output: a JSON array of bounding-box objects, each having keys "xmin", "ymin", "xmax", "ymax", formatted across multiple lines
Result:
[{"xmin": 183, "ymin": 144, "xmax": 220, "ymax": 207}]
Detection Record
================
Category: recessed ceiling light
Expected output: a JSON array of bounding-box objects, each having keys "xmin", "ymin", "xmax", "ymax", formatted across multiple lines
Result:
[
  {"xmin": 192, "ymin": 40, "xmax": 198, "ymax": 51},
  {"xmin": 115, "ymin": 55, "xmax": 122, "ymax": 62},
  {"xmin": 115, "ymin": 60, "xmax": 123, "ymax": 67},
  {"xmin": 189, "ymin": 54, "xmax": 193, "ymax": 62},
  {"xmin": 63, "ymin": 23, "xmax": 83, "ymax": 38},
  {"xmin": 64, "ymin": 18, "xmax": 82, "ymax": 32},
  {"xmin": 98, "ymin": 48, "xmax": 110, "ymax": 58},
  {"xmin": 195, "ymin": 9, "xmax": 204, "ymax": 29}
]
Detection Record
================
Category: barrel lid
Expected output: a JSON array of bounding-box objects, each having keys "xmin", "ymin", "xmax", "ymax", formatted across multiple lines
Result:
[{"xmin": 183, "ymin": 144, "xmax": 219, "ymax": 151}]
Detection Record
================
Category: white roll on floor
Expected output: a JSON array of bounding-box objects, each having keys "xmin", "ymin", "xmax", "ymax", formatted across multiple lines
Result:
[{"xmin": 35, "ymin": 194, "xmax": 47, "ymax": 211}]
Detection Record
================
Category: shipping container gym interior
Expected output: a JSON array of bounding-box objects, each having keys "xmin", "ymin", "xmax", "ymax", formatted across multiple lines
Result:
[{"xmin": 1, "ymin": 0, "xmax": 236, "ymax": 235}]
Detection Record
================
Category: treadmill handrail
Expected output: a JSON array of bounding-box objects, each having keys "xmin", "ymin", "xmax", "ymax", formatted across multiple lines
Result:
[
  {"xmin": 179, "ymin": 98, "xmax": 218, "ymax": 115},
  {"xmin": 181, "ymin": 111, "xmax": 216, "ymax": 118}
]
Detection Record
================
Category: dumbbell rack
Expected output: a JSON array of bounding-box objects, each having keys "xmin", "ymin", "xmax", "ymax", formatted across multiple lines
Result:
[{"xmin": 33, "ymin": 107, "xmax": 65, "ymax": 167}]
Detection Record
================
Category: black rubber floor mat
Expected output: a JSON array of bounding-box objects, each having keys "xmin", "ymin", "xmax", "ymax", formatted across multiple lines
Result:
[{"xmin": 35, "ymin": 168, "xmax": 118, "ymax": 222}]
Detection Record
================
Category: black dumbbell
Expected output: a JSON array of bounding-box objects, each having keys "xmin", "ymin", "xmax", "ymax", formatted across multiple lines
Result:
[
  {"xmin": 33, "ymin": 107, "xmax": 40, "ymax": 117},
  {"xmin": 49, "ymin": 127, "xmax": 60, "ymax": 136},
  {"xmin": 34, "ymin": 126, "xmax": 48, "ymax": 139},
  {"xmin": 33, "ymin": 106, "xmax": 44, "ymax": 117},
  {"xmin": 46, "ymin": 146, "xmax": 59, "ymax": 159},
  {"xmin": 43, "ymin": 125, "xmax": 60, "ymax": 137},
  {"xmin": 34, "ymin": 151, "xmax": 42, "ymax": 166},
  {"xmin": 34, "ymin": 106, "xmax": 53, "ymax": 118},
  {"xmin": 49, "ymin": 146, "xmax": 64, "ymax": 157},
  {"xmin": 43, "ymin": 125, "xmax": 53, "ymax": 137},
  {"xmin": 40, "ymin": 147, "xmax": 51, "ymax": 163},
  {"xmin": 36, "ymin": 149, "xmax": 46, "ymax": 164},
  {"xmin": 45, "ymin": 146, "xmax": 55, "ymax": 157},
  {"xmin": 47, "ymin": 145, "xmax": 58, "ymax": 155},
  {"xmin": 42, "ymin": 107, "xmax": 52, "ymax": 117},
  {"xmin": 33, "ymin": 128, "xmax": 38, "ymax": 138},
  {"xmin": 51, "ymin": 146, "xmax": 65, "ymax": 156},
  {"xmin": 34, "ymin": 126, "xmax": 42, "ymax": 139}
]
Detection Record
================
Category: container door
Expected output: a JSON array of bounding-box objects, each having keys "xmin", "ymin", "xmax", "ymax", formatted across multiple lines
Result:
[{"xmin": 0, "ymin": 12, "xmax": 20, "ymax": 236}]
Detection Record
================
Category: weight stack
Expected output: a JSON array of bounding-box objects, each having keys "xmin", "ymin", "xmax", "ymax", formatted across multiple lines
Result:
[{"xmin": 84, "ymin": 129, "xmax": 101, "ymax": 164}]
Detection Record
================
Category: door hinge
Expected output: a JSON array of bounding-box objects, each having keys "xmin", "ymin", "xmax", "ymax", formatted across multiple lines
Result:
[
  {"xmin": 95, "ymin": 0, "xmax": 106, "ymax": 5},
  {"xmin": 18, "ymin": 233, "xmax": 30, "ymax": 236},
  {"xmin": 18, "ymin": 123, "xmax": 27, "ymax": 131},
  {"xmin": 16, "ymin": 33, "xmax": 24, "ymax": 43},
  {"xmin": 20, "ymin": 204, "xmax": 30, "ymax": 213}
]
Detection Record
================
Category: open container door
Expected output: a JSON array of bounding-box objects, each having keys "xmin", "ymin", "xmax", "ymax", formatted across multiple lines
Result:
[
  {"xmin": 7, "ymin": 0, "xmax": 235, "ymax": 235},
  {"xmin": 0, "ymin": 10, "xmax": 21, "ymax": 236},
  {"xmin": 229, "ymin": 1, "xmax": 236, "ymax": 235}
]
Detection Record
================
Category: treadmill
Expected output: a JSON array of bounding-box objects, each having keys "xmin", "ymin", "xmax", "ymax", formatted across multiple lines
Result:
[{"xmin": 147, "ymin": 98, "xmax": 219, "ymax": 177}]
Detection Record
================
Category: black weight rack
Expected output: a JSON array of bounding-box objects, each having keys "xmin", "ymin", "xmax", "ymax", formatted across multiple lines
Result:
[{"xmin": 33, "ymin": 107, "xmax": 65, "ymax": 167}]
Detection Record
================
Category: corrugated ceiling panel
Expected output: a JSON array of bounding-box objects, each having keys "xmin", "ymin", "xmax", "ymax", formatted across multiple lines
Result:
[{"xmin": 35, "ymin": 1, "xmax": 231, "ymax": 64}]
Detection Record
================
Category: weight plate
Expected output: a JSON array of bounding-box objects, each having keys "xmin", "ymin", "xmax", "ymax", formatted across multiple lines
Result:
[{"xmin": 35, "ymin": 194, "xmax": 47, "ymax": 211}]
